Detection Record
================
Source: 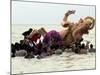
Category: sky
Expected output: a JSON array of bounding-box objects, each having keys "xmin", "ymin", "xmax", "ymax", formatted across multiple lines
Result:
[{"xmin": 12, "ymin": 1, "xmax": 95, "ymax": 24}]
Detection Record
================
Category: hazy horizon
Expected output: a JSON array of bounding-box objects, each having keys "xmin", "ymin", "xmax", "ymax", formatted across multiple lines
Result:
[{"xmin": 12, "ymin": 1, "xmax": 95, "ymax": 24}]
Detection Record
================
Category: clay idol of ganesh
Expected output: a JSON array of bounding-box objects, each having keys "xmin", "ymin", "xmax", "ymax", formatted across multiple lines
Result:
[
  {"xmin": 59, "ymin": 10, "xmax": 95, "ymax": 48},
  {"xmin": 34, "ymin": 10, "xmax": 95, "ymax": 48}
]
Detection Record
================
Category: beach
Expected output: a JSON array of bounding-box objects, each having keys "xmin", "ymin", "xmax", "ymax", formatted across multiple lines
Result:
[{"xmin": 11, "ymin": 24, "xmax": 96, "ymax": 74}]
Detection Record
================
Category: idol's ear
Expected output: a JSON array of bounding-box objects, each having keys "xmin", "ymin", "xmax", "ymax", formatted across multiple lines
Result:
[{"xmin": 84, "ymin": 16, "xmax": 95, "ymax": 30}]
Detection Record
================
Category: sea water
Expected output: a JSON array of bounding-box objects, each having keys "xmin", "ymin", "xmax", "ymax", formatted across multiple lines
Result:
[{"xmin": 11, "ymin": 24, "xmax": 96, "ymax": 74}]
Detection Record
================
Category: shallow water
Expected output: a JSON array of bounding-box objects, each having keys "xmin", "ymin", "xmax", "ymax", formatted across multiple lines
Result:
[
  {"xmin": 12, "ymin": 52, "xmax": 95, "ymax": 74},
  {"xmin": 11, "ymin": 24, "xmax": 96, "ymax": 74}
]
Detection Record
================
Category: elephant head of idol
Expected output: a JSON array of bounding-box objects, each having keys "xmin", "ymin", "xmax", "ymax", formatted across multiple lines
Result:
[
  {"xmin": 83, "ymin": 16, "xmax": 95, "ymax": 30},
  {"xmin": 72, "ymin": 16, "xmax": 95, "ymax": 42}
]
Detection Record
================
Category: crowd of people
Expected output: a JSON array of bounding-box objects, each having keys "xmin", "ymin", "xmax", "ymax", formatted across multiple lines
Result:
[{"xmin": 11, "ymin": 27, "xmax": 95, "ymax": 59}]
